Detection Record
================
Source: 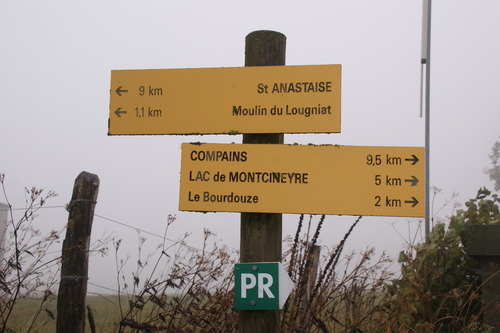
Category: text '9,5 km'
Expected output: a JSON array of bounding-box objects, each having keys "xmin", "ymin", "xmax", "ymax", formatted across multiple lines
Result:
[{"xmin": 179, "ymin": 143, "xmax": 425, "ymax": 217}]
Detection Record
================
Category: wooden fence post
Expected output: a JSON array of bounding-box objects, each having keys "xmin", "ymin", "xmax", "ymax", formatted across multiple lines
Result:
[
  {"xmin": 238, "ymin": 30, "xmax": 286, "ymax": 333},
  {"xmin": 56, "ymin": 171, "xmax": 99, "ymax": 333}
]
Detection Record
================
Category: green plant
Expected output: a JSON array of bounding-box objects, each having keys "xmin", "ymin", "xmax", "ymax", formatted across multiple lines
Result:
[{"xmin": 386, "ymin": 188, "xmax": 499, "ymax": 332}]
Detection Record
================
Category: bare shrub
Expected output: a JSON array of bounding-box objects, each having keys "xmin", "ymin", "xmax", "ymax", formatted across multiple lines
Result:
[
  {"xmin": 282, "ymin": 215, "xmax": 394, "ymax": 332},
  {"xmin": 0, "ymin": 174, "xmax": 61, "ymax": 332},
  {"xmin": 114, "ymin": 217, "xmax": 237, "ymax": 332},
  {"xmin": 113, "ymin": 214, "xmax": 397, "ymax": 333}
]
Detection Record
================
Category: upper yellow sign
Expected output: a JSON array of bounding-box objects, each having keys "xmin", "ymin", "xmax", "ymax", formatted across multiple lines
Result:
[
  {"xmin": 179, "ymin": 143, "xmax": 425, "ymax": 217},
  {"xmin": 108, "ymin": 65, "xmax": 341, "ymax": 135}
]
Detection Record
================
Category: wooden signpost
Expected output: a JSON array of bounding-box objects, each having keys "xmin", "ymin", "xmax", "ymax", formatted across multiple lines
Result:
[
  {"xmin": 108, "ymin": 30, "xmax": 425, "ymax": 333},
  {"xmin": 238, "ymin": 30, "xmax": 286, "ymax": 333}
]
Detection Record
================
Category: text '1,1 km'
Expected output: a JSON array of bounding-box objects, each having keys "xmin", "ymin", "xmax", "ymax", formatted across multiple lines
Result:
[{"xmin": 108, "ymin": 64, "xmax": 341, "ymax": 135}]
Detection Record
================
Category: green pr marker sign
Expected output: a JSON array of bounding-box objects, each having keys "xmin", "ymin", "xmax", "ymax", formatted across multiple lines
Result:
[{"xmin": 234, "ymin": 262, "xmax": 294, "ymax": 310}]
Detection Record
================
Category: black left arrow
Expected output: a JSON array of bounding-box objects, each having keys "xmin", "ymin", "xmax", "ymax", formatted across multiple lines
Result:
[
  {"xmin": 114, "ymin": 107, "xmax": 127, "ymax": 117},
  {"xmin": 404, "ymin": 197, "xmax": 419, "ymax": 207},
  {"xmin": 115, "ymin": 86, "xmax": 128, "ymax": 96}
]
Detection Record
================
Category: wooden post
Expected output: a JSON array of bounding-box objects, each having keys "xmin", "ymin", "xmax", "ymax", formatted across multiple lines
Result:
[
  {"xmin": 239, "ymin": 30, "xmax": 286, "ymax": 333},
  {"xmin": 57, "ymin": 172, "xmax": 99, "ymax": 333}
]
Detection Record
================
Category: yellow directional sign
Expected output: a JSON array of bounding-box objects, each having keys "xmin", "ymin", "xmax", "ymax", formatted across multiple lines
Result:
[
  {"xmin": 108, "ymin": 65, "xmax": 341, "ymax": 135},
  {"xmin": 179, "ymin": 143, "xmax": 425, "ymax": 217}
]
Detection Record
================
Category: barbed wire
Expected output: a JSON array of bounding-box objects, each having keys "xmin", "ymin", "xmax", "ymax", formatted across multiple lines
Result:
[
  {"xmin": 87, "ymin": 282, "xmax": 119, "ymax": 294},
  {"xmin": 1, "ymin": 204, "xmax": 202, "ymax": 252},
  {"xmin": 0, "ymin": 205, "xmax": 213, "ymax": 295},
  {"xmin": 0, "ymin": 205, "xmax": 65, "ymax": 211},
  {"xmin": 93, "ymin": 214, "xmax": 201, "ymax": 252}
]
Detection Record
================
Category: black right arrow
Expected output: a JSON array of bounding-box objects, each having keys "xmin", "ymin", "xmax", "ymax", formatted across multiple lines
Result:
[
  {"xmin": 405, "ymin": 197, "xmax": 419, "ymax": 207},
  {"xmin": 115, "ymin": 86, "xmax": 128, "ymax": 96},
  {"xmin": 405, "ymin": 155, "xmax": 420, "ymax": 165},
  {"xmin": 114, "ymin": 107, "xmax": 127, "ymax": 117},
  {"xmin": 405, "ymin": 176, "xmax": 419, "ymax": 186}
]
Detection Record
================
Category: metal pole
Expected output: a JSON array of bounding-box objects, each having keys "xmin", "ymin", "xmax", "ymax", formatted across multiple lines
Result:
[{"xmin": 422, "ymin": 0, "xmax": 432, "ymax": 242}]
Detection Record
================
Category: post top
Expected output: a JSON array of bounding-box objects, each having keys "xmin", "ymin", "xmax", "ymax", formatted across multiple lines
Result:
[{"xmin": 246, "ymin": 30, "xmax": 286, "ymax": 39}]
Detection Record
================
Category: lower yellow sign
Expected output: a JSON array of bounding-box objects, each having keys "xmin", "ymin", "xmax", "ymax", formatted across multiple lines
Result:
[{"xmin": 179, "ymin": 143, "xmax": 425, "ymax": 217}]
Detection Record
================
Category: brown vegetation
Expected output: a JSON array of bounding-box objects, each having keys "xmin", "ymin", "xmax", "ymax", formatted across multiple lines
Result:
[{"xmin": 1, "ymin": 174, "xmax": 498, "ymax": 332}]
